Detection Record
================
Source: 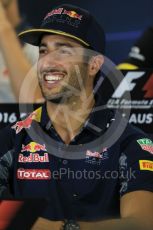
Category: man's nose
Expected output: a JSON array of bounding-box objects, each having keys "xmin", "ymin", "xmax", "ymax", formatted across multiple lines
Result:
[
  {"xmin": 45, "ymin": 50, "xmax": 59, "ymax": 62},
  {"xmin": 40, "ymin": 51, "xmax": 60, "ymax": 68}
]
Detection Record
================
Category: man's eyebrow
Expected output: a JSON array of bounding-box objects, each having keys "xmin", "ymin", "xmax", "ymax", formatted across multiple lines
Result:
[
  {"xmin": 39, "ymin": 42, "xmax": 75, "ymax": 49},
  {"xmin": 56, "ymin": 42, "xmax": 74, "ymax": 48}
]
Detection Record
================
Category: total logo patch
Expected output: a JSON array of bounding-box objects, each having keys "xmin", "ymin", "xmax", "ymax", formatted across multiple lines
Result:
[
  {"xmin": 137, "ymin": 138, "xmax": 153, "ymax": 155},
  {"xmin": 139, "ymin": 160, "xmax": 153, "ymax": 172},
  {"xmin": 17, "ymin": 169, "xmax": 51, "ymax": 180}
]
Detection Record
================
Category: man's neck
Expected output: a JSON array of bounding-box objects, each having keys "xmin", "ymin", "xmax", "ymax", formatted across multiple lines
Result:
[{"xmin": 46, "ymin": 91, "xmax": 95, "ymax": 144}]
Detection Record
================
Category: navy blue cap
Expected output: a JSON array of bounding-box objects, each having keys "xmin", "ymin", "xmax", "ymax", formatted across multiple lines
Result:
[{"xmin": 18, "ymin": 4, "xmax": 105, "ymax": 54}]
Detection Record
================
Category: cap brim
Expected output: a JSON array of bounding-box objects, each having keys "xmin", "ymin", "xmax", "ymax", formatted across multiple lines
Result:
[{"xmin": 18, "ymin": 29, "xmax": 90, "ymax": 47}]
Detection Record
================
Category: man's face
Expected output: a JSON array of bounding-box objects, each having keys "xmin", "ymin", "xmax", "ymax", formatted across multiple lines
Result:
[{"xmin": 37, "ymin": 34, "xmax": 90, "ymax": 103}]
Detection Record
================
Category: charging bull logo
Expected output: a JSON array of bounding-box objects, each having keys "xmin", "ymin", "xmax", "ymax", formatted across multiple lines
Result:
[
  {"xmin": 12, "ymin": 107, "xmax": 42, "ymax": 134},
  {"xmin": 21, "ymin": 142, "xmax": 47, "ymax": 153},
  {"xmin": 63, "ymin": 10, "xmax": 82, "ymax": 20}
]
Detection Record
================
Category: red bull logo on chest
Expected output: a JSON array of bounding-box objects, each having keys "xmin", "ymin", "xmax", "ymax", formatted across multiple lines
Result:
[
  {"xmin": 21, "ymin": 142, "xmax": 47, "ymax": 153},
  {"xmin": 19, "ymin": 142, "xmax": 49, "ymax": 163},
  {"xmin": 18, "ymin": 153, "xmax": 49, "ymax": 163}
]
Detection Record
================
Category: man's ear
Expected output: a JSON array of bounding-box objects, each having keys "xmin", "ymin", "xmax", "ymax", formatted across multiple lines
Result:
[{"xmin": 88, "ymin": 55, "xmax": 104, "ymax": 76}]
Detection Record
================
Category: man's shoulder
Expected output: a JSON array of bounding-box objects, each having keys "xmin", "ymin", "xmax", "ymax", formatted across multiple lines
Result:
[
  {"xmin": 124, "ymin": 122, "xmax": 146, "ymax": 137},
  {"xmin": 0, "ymin": 106, "xmax": 43, "ymax": 157},
  {"xmin": 0, "ymin": 106, "xmax": 43, "ymax": 138},
  {"xmin": 119, "ymin": 122, "xmax": 152, "ymax": 150}
]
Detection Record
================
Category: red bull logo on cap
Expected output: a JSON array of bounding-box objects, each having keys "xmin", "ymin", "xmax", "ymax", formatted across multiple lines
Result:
[
  {"xmin": 44, "ymin": 7, "xmax": 63, "ymax": 20},
  {"xmin": 43, "ymin": 7, "xmax": 82, "ymax": 21},
  {"xmin": 63, "ymin": 10, "xmax": 82, "ymax": 20},
  {"xmin": 21, "ymin": 142, "xmax": 47, "ymax": 153}
]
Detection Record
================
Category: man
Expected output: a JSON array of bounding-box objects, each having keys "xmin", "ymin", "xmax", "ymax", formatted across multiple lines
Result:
[{"xmin": 0, "ymin": 4, "xmax": 153, "ymax": 230}]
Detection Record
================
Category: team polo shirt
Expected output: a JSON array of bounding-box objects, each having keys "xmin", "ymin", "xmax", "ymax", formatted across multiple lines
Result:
[{"xmin": 0, "ymin": 100, "xmax": 153, "ymax": 221}]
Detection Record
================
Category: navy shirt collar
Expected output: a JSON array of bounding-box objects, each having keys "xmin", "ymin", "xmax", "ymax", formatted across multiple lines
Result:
[
  {"xmin": 40, "ymin": 93, "xmax": 114, "ymax": 138},
  {"xmin": 40, "ymin": 103, "xmax": 51, "ymax": 130},
  {"xmin": 84, "ymin": 90, "xmax": 114, "ymax": 136}
]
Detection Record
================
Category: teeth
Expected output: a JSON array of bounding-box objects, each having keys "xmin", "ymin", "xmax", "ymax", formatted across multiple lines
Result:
[
  {"xmin": 46, "ymin": 81, "xmax": 55, "ymax": 84},
  {"xmin": 45, "ymin": 75, "xmax": 63, "ymax": 81}
]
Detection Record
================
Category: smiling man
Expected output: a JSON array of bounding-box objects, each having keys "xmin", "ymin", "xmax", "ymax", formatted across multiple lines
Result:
[
  {"xmin": 0, "ymin": 4, "xmax": 153, "ymax": 230},
  {"xmin": 38, "ymin": 35, "xmax": 93, "ymax": 101},
  {"xmin": 36, "ymin": 33, "xmax": 103, "ymax": 143}
]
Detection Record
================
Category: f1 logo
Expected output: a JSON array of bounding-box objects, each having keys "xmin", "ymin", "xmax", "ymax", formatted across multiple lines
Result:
[{"xmin": 112, "ymin": 71, "xmax": 145, "ymax": 98}]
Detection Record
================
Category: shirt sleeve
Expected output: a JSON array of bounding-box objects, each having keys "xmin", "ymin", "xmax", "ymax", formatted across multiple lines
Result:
[
  {"xmin": 0, "ymin": 126, "xmax": 15, "ymax": 198},
  {"xmin": 0, "ymin": 150, "xmax": 14, "ymax": 198},
  {"xmin": 119, "ymin": 134, "xmax": 153, "ymax": 197}
]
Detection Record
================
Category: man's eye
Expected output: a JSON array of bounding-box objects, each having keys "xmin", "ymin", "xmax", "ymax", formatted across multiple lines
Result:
[
  {"xmin": 60, "ymin": 47, "xmax": 73, "ymax": 55},
  {"xmin": 39, "ymin": 49, "xmax": 47, "ymax": 55}
]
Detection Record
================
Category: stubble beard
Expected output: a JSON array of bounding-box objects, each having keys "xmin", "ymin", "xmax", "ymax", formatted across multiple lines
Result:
[{"xmin": 38, "ymin": 63, "xmax": 89, "ymax": 104}]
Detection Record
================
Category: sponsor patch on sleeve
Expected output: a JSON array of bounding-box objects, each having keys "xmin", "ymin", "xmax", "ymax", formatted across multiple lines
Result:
[
  {"xmin": 137, "ymin": 138, "xmax": 153, "ymax": 155},
  {"xmin": 139, "ymin": 160, "xmax": 153, "ymax": 171}
]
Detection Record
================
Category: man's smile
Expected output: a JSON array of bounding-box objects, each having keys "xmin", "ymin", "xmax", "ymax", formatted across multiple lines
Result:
[{"xmin": 41, "ymin": 70, "xmax": 67, "ymax": 88}]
